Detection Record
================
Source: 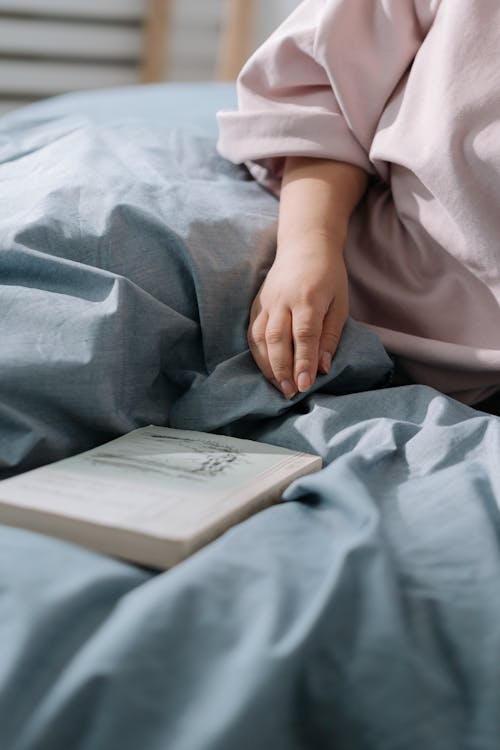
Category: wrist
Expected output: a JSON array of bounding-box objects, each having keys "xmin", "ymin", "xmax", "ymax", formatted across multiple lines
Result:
[{"xmin": 276, "ymin": 226, "xmax": 347, "ymax": 260}]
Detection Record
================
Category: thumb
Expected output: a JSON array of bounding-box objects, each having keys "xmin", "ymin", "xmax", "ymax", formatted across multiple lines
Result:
[{"xmin": 318, "ymin": 301, "xmax": 348, "ymax": 375}]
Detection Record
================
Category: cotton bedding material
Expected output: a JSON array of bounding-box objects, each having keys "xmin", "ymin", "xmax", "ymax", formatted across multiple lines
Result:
[{"xmin": 0, "ymin": 83, "xmax": 499, "ymax": 750}]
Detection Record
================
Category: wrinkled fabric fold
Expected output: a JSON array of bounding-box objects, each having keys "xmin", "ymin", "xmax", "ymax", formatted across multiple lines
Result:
[
  {"xmin": 0, "ymin": 118, "xmax": 391, "ymax": 476},
  {"xmin": 1, "ymin": 88, "xmax": 500, "ymax": 750}
]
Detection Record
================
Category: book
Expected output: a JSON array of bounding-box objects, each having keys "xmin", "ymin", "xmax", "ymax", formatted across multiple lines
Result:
[{"xmin": 0, "ymin": 426, "xmax": 322, "ymax": 570}]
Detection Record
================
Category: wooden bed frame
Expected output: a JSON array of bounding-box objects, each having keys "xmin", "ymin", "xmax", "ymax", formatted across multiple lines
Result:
[{"xmin": 141, "ymin": 0, "xmax": 258, "ymax": 83}]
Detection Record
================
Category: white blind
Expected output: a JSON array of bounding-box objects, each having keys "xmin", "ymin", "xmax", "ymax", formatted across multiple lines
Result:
[
  {"xmin": 0, "ymin": 0, "xmax": 223, "ymax": 115},
  {"xmin": 0, "ymin": 0, "xmax": 146, "ymax": 20},
  {"xmin": 0, "ymin": 18, "xmax": 143, "ymax": 60}
]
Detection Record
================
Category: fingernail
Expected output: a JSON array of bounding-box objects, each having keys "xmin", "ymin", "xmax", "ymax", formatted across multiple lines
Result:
[
  {"xmin": 320, "ymin": 351, "xmax": 332, "ymax": 374},
  {"xmin": 297, "ymin": 371, "xmax": 311, "ymax": 392},
  {"xmin": 280, "ymin": 380, "xmax": 297, "ymax": 399}
]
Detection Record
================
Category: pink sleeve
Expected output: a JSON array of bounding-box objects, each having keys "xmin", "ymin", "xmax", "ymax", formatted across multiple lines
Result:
[{"xmin": 217, "ymin": 0, "xmax": 439, "ymax": 193}]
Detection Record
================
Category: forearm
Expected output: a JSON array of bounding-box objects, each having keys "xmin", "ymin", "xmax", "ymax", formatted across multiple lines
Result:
[
  {"xmin": 277, "ymin": 156, "xmax": 368, "ymax": 256},
  {"xmin": 248, "ymin": 156, "xmax": 368, "ymax": 398}
]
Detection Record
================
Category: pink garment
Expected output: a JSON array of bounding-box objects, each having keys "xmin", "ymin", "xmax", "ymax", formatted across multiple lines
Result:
[{"xmin": 217, "ymin": 0, "xmax": 500, "ymax": 404}]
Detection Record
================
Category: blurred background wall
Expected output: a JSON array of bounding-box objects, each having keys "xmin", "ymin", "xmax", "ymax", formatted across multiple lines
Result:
[
  {"xmin": 255, "ymin": 0, "xmax": 297, "ymax": 45},
  {"xmin": 0, "ymin": 0, "xmax": 298, "ymax": 116}
]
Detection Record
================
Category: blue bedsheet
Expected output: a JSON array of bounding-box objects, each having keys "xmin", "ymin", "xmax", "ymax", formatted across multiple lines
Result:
[{"xmin": 1, "ymin": 84, "xmax": 499, "ymax": 750}]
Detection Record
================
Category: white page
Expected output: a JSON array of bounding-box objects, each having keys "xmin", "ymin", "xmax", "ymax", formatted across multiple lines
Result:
[{"xmin": 0, "ymin": 427, "xmax": 312, "ymax": 539}]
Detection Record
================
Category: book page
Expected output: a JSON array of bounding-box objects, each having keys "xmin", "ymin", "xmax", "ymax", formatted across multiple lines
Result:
[
  {"xmin": 81, "ymin": 427, "xmax": 295, "ymax": 492},
  {"xmin": 0, "ymin": 427, "xmax": 315, "ymax": 539}
]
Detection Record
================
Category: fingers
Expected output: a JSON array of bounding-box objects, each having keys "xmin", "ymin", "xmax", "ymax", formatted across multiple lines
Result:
[
  {"xmin": 248, "ymin": 298, "xmax": 297, "ymax": 398},
  {"xmin": 265, "ymin": 310, "xmax": 296, "ymax": 397},
  {"xmin": 249, "ymin": 311, "xmax": 297, "ymax": 398},
  {"xmin": 247, "ymin": 302, "xmax": 273, "ymax": 382},
  {"xmin": 318, "ymin": 299, "xmax": 348, "ymax": 374},
  {"xmin": 249, "ymin": 297, "xmax": 347, "ymax": 398},
  {"xmin": 291, "ymin": 305, "xmax": 322, "ymax": 392}
]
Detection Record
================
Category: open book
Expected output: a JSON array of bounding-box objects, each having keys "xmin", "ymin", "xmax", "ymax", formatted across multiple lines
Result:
[{"xmin": 0, "ymin": 427, "xmax": 321, "ymax": 569}]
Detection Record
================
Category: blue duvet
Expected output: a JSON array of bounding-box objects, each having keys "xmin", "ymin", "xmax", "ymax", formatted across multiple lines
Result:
[{"xmin": 0, "ymin": 84, "xmax": 499, "ymax": 750}]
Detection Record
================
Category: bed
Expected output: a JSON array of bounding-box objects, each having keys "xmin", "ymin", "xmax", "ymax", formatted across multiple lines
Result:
[{"xmin": 1, "ymin": 82, "xmax": 499, "ymax": 750}]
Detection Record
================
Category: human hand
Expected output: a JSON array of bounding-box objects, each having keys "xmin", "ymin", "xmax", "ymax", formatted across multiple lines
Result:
[{"xmin": 247, "ymin": 239, "xmax": 349, "ymax": 398}]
